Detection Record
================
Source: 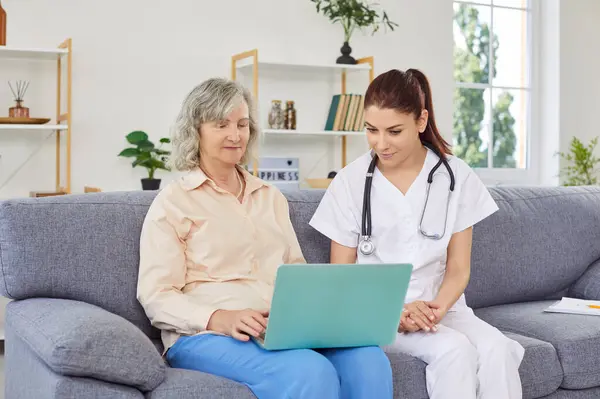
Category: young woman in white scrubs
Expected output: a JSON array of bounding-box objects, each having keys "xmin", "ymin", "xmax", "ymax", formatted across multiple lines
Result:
[{"xmin": 309, "ymin": 68, "xmax": 525, "ymax": 399}]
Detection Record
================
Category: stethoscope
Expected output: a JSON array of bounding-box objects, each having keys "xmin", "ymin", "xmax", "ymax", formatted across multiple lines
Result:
[{"xmin": 358, "ymin": 141, "xmax": 456, "ymax": 256}]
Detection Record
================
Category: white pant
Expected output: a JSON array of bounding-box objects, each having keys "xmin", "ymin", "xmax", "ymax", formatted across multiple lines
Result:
[{"xmin": 384, "ymin": 305, "xmax": 525, "ymax": 399}]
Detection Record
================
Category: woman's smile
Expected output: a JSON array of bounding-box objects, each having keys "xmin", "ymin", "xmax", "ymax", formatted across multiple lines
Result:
[{"xmin": 378, "ymin": 152, "xmax": 396, "ymax": 160}]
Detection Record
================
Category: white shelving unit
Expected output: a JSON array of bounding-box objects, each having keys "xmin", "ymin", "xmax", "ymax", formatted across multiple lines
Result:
[
  {"xmin": 0, "ymin": 39, "xmax": 72, "ymax": 196},
  {"xmin": 0, "ymin": 124, "xmax": 68, "ymax": 131},
  {"xmin": 235, "ymin": 57, "xmax": 372, "ymax": 73},
  {"xmin": 231, "ymin": 49, "xmax": 374, "ymax": 188},
  {"xmin": 0, "ymin": 40, "xmax": 72, "ymax": 342},
  {"xmin": 0, "ymin": 46, "xmax": 68, "ymax": 60},
  {"xmin": 264, "ymin": 129, "xmax": 365, "ymax": 137}
]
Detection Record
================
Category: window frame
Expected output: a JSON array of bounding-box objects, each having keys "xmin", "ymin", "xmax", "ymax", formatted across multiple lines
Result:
[{"xmin": 452, "ymin": 0, "xmax": 540, "ymax": 185}]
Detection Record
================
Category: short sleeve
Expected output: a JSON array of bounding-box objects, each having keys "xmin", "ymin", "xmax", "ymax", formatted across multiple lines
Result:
[
  {"xmin": 452, "ymin": 169, "xmax": 499, "ymax": 234},
  {"xmin": 309, "ymin": 173, "xmax": 360, "ymax": 248}
]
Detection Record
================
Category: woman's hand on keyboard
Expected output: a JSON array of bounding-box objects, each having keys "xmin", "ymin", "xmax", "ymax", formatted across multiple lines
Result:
[{"xmin": 207, "ymin": 308, "xmax": 269, "ymax": 341}]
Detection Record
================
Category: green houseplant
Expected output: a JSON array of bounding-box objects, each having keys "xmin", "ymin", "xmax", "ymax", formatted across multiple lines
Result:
[
  {"xmin": 311, "ymin": 0, "xmax": 398, "ymax": 64},
  {"xmin": 558, "ymin": 136, "xmax": 600, "ymax": 186},
  {"xmin": 118, "ymin": 130, "xmax": 171, "ymax": 190}
]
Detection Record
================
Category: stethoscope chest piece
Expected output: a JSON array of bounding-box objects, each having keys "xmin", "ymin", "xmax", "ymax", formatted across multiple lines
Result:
[{"xmin": 359, "ymin": 237, "xmax": 375, "ymax": 256}]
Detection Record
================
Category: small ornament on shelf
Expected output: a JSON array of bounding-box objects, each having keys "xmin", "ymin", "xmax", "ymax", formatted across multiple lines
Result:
[
  {"xmin": 8, "ymin": 80, "xmax": 30, "ymax": 118},
  {"xmin": 268, "ymin": 100, "xmax": 284, "ymax": 129},
  {"xmin": 284, "ymin": 100, "xmax": 296, "ymax": 130}
]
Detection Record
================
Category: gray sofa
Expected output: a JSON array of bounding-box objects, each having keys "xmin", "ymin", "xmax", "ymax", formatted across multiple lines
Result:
[{"xmin": 0, "ymin": 185, "xmax": 599, "ymax": 398}]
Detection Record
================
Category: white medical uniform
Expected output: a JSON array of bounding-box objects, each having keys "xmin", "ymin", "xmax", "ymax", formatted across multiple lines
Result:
[{"xmin": 309, "ymin": 147, "xmax": 525, "ymax": 399}]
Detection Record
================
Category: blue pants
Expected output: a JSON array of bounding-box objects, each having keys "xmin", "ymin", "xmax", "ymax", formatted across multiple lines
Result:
[{"xmin": 166, "ymin": 334, "xmax": 393, "ymax": 399}]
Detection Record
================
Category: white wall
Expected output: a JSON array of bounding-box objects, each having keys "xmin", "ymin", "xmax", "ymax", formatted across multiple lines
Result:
[
  {"xmin": 558, "ymin": 0, "xmax": 600, "ymax": 182},
  {"xmin": 537, "ymin": 0, "xmax": 560, "ymax": 186},
  {"xmin": 535, "ymin": 0, "xmax": 600, "ymax": 186},
  {"xmin": 0, "ymin": 0, "xmax": 454, "ymax": 198}
]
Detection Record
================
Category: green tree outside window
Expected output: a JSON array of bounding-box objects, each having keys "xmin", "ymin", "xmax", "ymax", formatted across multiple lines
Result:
[{"xmin": 453, "ymin": 3, "xmax": 518, "ymax": 169}]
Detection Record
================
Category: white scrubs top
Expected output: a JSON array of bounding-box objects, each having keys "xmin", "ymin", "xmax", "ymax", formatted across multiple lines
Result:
[{"xmin": 309, "ymin": 147, "xmax": 499, "ymax": 311}]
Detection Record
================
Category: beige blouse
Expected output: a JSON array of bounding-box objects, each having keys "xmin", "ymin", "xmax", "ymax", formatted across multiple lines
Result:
[{"xmin": 136, "ymin": 166, "xmax": 306, "ymax": 352}]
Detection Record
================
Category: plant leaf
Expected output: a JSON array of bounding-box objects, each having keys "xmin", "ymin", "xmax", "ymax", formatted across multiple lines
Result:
[
  {"xmin": 311, "ymin": 0, "xmax": 397, "ymax": 38},
  {"xmin": 126, "ymin": 131, "xmax": 148, "ymax": 144},
  {"xmin": 559, "ymin": 135, "xmax": 600, "ymax": 185},
  {"xmin": 132, "ymin": 152, "xmax": 151, "ymax": 167},
  {"xmin": 144, "ymin": 158, "xmax": 168, "ymax": 170},
  {"xmin": 137, "ymin": 140, "xmax": 155, "ymax": 151},
  {"xmin": 118, "ymin": 148, "xmax": 141, "ymax": 157}
]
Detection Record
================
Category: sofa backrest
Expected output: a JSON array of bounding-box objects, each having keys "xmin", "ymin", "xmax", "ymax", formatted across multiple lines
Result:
[
  {"xmin": 1, "ymin": 185, "xmax": 600, "ymax": 340},
  {"xmin": 0, "ymin": 191, "xmax": 161, "ymax": 339},
  {"xmin": 464, "ymin": 185, "xmax": 600, "ymax": 307},
  {"xmin": 285, "ymin": 186, "xmax": 600, "ymax": 308}
]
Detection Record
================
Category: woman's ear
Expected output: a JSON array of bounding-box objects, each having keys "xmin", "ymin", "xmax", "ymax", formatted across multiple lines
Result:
[{"xmin": 418, "ymin": 109, "xmax": 429, "ymax": 133}]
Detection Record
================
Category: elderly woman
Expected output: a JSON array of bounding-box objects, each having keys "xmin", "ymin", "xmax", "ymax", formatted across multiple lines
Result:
[{"xmin": 136, "ymin": 77, "xmax": 393, "ymax": 399}]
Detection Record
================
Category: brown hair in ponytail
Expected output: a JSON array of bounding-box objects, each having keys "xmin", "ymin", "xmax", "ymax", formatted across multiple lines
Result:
[{"xmin": 364, "ymin": 68, "xmax": 452, "ymax": 158}]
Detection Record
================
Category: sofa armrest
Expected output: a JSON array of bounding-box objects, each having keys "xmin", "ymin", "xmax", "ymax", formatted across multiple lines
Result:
[
  {"xmin": 7, "ymin": 297, "xmax": 166, "ymax": 392},
  {"xmin": 569, "ymin": 258, "xmax": 600, "ymax": 300}
]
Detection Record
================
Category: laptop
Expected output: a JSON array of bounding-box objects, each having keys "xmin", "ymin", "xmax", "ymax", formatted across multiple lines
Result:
[{"xmin": 253, "ymin": 263, "xmax": 412, "ymax": 351}]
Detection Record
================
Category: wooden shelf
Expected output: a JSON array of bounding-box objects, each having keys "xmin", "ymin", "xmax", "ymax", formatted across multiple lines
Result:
[
  {"xmin": 0, "ymin": 46, "xmax": 69, "ymax": 60},
  {"xmin": 235, "ymin": 58, "xmax": 371, "ymax": 72},
  {"xmin": 0, "ymin": 124, "xmax": 68, "ymax": 130},
  {"xmin": 265, "ymin": 180, "xmax": 298, "ymax": 185},
  {"xmin": 264, "ymin": 129, "xmax": 364, "ymax": 137},
  {"xmin": 0, "ymin": 38, "xmax": 73, "ymax": 195},
  {"xmin": 231, "ymin": 49, "xmax": 374, "ymax": 178}
]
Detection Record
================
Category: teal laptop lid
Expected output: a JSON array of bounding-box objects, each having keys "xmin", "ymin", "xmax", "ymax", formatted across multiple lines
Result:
[{"xmin": 256, "ymin": 263, "xmax": 412, "ymax": 351}]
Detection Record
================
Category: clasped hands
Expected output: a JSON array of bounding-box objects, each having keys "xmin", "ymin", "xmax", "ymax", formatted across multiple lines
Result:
[{"xmin": 399, "ymin": 300, "xmax": 448, "ymax": 333}]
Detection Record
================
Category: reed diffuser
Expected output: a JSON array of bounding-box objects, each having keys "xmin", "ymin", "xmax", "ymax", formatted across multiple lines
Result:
[{"xmin": 8, "ymin": 80, "xmax": 30, "ymax": 118}]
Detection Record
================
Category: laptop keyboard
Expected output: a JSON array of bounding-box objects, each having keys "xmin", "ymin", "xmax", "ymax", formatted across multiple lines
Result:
[{"xmin": 256, "ymin": 331, "xmax": 266, "ymax": 345}]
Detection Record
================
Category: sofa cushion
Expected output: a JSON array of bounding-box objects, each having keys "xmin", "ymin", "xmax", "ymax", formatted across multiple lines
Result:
[
  {"xmin": 475, "ymin": 300, "xmax": 600, "ymax": 389},
  {"xmin": 154, "ymin": 351, "xmax": 429, "ymax": 399},
  {"xmin": 465, "ymin": 186, "xmax": 600, "ymax": 309},
  {"xmin": 570, "ymin": 258, "xmax": 600, "ymax": 301},
  {"xmin": 7, "ymin": 298, "xmax": 166, "ymax": 392},
  {"xmin": 5, "ymin": 325, "xmax": 145, "ymax": 399},
  {"xmin": 503, "ymin": 332, "xmax": 562, "ymax": 398},
  {"xmin": 285, "ymin": 189, "xmax": 331, "ymax": 264},
  {"xmin": 538, "ymin": 387, "xmax": 600, "ymax": 399},
  {"xmin": 147, "ymin": 368, "xmax": 255, "ymax": 399},
  {"xmin": 383, "ymin": 331, "xmax": 561, "ymax": 399},
  {"xmin": 382, "ymin": 346, "xmax": 429, "ymax": 399}
]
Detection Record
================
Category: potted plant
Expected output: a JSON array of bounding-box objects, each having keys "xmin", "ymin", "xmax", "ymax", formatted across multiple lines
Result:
[
  {"xmin": 118, "ymin": 130, "xmax": 171, "ymax": 190},
  {"xmin": 558, "ymin": 136, "xmax": 600, "ymax": 186},
  {"xmin": 311, "ymin": 0, "xmax": 398, "ymax": 64}
]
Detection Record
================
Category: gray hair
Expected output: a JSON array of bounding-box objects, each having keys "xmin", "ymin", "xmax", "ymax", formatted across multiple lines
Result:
[{"xmin": 169, "ymin": 77, "xmax": 260, "ymax": 171}]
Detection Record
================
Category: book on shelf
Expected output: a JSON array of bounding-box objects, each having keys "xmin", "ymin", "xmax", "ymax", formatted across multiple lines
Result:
[{"xmin": 324, "ymin": 94, "xmax": 365, "ymax": 132}]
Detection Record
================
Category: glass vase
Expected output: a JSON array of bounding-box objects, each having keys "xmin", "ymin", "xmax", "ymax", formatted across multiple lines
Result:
[{"xmin": 9, "ymin": 100, "xmax": 29, "ymax": 118}]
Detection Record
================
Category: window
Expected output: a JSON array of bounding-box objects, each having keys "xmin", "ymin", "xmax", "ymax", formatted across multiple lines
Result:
[{"xmin": 453, "ymin": 0, "xmax": 532, "ymax": 171}]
